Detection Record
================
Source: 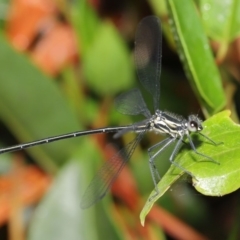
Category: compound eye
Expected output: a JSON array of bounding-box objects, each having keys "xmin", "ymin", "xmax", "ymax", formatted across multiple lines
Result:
[{"xmin": 188, "ymin": 120, "xmax": 198, "ymax": 132}]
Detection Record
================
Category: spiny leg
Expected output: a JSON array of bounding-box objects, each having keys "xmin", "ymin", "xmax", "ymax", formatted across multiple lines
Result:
[
  {"xmin": 187, "ymin": 134, "xmax": 220, "ymax": 165},
  {"xmin": 148, "ymin": 137, "xmax": 176, "ymax": 199},
  {"xmin": 198, "ymin": 132, "xmax": 223, "ymax": 146},
  {"xmin": 169, "ymin": 135, "xmax": 196, "ymax": 179},
  {"xmin": 148, "ymin": 137, "xmax": 174, "ymax": 183}
]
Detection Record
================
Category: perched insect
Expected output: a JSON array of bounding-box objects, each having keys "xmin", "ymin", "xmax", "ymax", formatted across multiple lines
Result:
[{"xmin": 0, "ymin": 16, "xmax": 220, "ymax": 208}]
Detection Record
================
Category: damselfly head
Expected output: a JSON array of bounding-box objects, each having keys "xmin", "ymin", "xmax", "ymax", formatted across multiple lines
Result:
[{"xmin": 187, "ymin": 115, "xmax": 203, "ymax": 132}]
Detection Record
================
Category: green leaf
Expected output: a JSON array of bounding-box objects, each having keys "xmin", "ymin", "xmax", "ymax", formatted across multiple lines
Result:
[
  {"xmin": 200, "ymin": 0, "xmax": 240, "ymax": 42},
  {"xmin": 28, "ymin": 160, "xmax": 98, "ymax": 240},
  {"xmin": 71, "ymin": 0, "xmax": 134, "ymax": 96},
  {"xmin": 141, "ymin": 110, "xmax": 240, "ymax": 225},
  {"xmin": 167, "ymin": 0, "xmax": 226, "ymax": 115},
  {"xmin": 82, "ymin": 21, "xmax": 134, "ymax": 95},
  {"xmin": 71, "ymin": 0, "xmax": 100, "ymax": 56},
  {"xmin": 148, "ymin": 0, "xmax": 168, "ymax": 16},
  {"xmin": 0, "ymin": 35, "xmax": 81, "ymax": 172}
]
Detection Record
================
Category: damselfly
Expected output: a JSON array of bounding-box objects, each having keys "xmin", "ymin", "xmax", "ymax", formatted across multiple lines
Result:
[{"xmin": 0, "ymin": 16, "xmax": 219, "ymax": 208}]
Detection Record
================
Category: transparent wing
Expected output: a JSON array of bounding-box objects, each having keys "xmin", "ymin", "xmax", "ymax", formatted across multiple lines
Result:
[
  {"xmin": 80, "ymin": 132, "xmax": 145, "ymax": 209},
  {"xmin": 115, "ymin": 88, "xmax": 151, "ymax": 118},
  {"xmin": 134, "ymin": 16, "xmax": 162, "ymax": 111}
]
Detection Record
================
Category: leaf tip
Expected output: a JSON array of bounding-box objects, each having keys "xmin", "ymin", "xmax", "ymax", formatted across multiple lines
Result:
[{"xmin": 140, "ymin": 217, "xmax": 145, "ymax": 227}]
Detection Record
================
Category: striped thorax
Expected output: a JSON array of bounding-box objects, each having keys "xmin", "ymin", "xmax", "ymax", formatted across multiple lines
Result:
[{"xmin": 150, "ymin": 110, "xmax": 203, "ymax": 138}]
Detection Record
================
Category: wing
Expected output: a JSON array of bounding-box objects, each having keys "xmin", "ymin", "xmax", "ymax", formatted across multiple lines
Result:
[
  {"xmin": 115, "ymin": 88, "xmax": 151, "ymax": 118},
  {"xmin": 80, "ymin": 132, "xmax": 145, "ymax": 209},
  {"xmin": 134, "ymin": 16, "xmax": 162, "ymax": 111}
]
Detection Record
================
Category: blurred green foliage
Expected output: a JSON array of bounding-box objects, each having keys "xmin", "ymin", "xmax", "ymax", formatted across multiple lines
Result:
[{"xmin": 0, "ymin": 0, "xmax": 240, "ymax": 239}]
